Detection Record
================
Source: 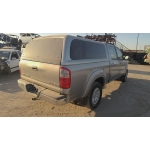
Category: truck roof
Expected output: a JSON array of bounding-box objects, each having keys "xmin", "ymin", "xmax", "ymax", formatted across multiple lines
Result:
[{"xmin": 34, "ymin": 34, "xmax": 109, "ymax": 45}]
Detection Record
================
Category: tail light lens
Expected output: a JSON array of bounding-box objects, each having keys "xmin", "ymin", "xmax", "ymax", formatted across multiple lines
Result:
[
  {"xmin": 60, "ymin": 67, "xmax": 71, "ymax": 89},
  {"xmin": 146, "ymin": 55, "xmax": 148, "ymax": 59}
]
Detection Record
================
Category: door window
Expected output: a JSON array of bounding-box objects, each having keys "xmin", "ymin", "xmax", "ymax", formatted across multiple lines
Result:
[
  {"xmin": 116, "ymin": 47, "xmax": 123, "ymax": 59},
  {"xmin": 22, "ymin": 34, "xmax": 26, "ymax": 37},
  {"xmin": 108, "ymin": 46, "xmax": 117, "ymax": 59},
  {"xmin": 26, "ymin": 34, "xmax": 31, "ymax": 37},
  {"xmin": 11, "ymin": 52, "xmax": 19, "ymax": 59}
]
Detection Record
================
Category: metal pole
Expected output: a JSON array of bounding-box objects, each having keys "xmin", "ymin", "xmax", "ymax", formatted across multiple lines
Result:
[{"xmin": 136, "ymin": 33, "xmax": 139, "ymax": 52}]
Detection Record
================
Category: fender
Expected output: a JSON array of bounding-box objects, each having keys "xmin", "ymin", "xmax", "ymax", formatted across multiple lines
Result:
[{"xmin": 82, "ymin": 69, "xmax": 106, "ymax": 98}]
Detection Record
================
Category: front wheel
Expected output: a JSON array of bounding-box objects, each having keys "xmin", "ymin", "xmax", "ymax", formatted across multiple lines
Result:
[{"xmin": 87, "ymin": 82, "xmax": 102, "ymax": 110}]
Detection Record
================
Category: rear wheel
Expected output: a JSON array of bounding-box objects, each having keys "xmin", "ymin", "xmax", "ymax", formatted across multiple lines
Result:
[
  {"xmin": 87, "ymin": 82, "xmax": 102, "ymax": 110},
  {"xmin": 120, "ymin": 70, "xmax": 128, "ymax": 82}
]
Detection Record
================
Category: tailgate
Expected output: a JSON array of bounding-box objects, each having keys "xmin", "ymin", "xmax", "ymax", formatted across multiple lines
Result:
[{"xmin": 20, "ymin": 60, "xmax": 60, "ymax": 92}]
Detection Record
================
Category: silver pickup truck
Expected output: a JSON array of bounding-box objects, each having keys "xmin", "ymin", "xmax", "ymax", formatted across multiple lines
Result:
[{"xmin": 18, "ymin": 35, "xmax": 128, "ymax": 110}]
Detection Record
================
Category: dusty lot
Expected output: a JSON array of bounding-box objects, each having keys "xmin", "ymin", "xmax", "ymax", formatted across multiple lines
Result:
[{"xmin": 0, "ymin": 64, "xmax": 150, "ymax": 117}]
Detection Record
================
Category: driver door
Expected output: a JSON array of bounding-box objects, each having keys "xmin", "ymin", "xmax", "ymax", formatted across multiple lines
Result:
[
  {"xmin": 10, "ymin": 51, "xmax": 19, "ymax": 72},
  {"xmin": 108, "ymin": 45, "xmax": 121, "ymax": 81}
]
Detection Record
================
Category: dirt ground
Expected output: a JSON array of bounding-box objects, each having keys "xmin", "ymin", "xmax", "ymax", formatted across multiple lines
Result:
[{"xmin": 0, "ymin": 64, "xmax": 150, "ymax": 117}]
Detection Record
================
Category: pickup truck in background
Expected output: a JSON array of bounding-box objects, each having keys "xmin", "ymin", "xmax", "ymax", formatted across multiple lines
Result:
[{"xmin": 18, "ymin": 35, "xmax": 128, "ymax": 110}]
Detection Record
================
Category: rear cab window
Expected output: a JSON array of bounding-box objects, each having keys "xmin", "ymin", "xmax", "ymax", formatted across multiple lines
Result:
[{"xmin": 21, "ymin": 37, "xmax": 64, "ymax": 65}]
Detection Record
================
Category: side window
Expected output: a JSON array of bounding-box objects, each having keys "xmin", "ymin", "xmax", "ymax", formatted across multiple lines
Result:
[
  {"xmin": 83, "ymin": 41, "xmax": 106, "ymax": 59},
  {"xmin": 22, "ymin": 34, "xmax": 26, "ymax": 37},
  {"xmin": 3, "ymin": 35, "xmax": 6, "ymax": 41},
  {"xmin": 26, "ymin": 34, "xmax": 31, "ymax": 36},
  {"xmin": 108, "ymin": 46, "xmax": 117, "ymax": 60},
  {"xmin": 116, "ymin": 47, "xmax": 123, "ymax": 59},
  {"xmin": 11, "ymin": 52, "xmax": 19, "ymax": 59},
  {"xmin": 6, "ymin": 36, "xmax": 10, "ymax": 42},
  {"xmin": 70, "ymin": 39, "xmax": 106, "ymax": 60},
  {"xmin": 70, "ymin": 39, "xmax": 84, "ymax": 60}
]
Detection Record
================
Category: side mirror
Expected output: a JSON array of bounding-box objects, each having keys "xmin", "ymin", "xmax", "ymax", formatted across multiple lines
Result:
[
  {"xmin": 12, "ymin": 57, "xmax": 16, "ymax": 60},
  {"xmin": 125, "ymin": 56, "xmax": 130, "ymax": 60}
]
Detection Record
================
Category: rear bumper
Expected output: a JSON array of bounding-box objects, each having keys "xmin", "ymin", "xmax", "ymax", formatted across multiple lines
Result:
[{"xmin": 18, "ymin": 79, "xmax": 68, "ymax": 105}]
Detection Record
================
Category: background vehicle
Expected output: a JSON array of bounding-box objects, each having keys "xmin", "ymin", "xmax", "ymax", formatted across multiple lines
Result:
[
  {"xmin": 21, "ymin": 44, "xmax": 26, "ymax": 53},
  {"xmin": 18, "ymin": 35, "xmax": 128, "ymax": 110},
  {"xmin": 0, "ymin": 33, "xmax": 19, "ymax": 47},
  {"xmin": 0, "ymin": 48, "xmax": 21, "ymax": 73},
  {"xmin": 18, "ymin": 33, "xmax": 40, "ymax": 45},
  {"xmin": 144, "ymin": 52, "xmax": 150, "ymax": 64}
]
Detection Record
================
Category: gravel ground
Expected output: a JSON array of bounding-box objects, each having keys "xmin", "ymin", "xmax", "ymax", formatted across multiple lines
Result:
[{"xmin": 0, "ymin": 64, "xmax": 150, "ymax": 117}]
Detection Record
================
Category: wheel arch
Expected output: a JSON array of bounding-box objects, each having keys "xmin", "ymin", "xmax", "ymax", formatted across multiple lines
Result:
[{"xmin": 82, "ymin": 69, "xmax": 106, "ymax": 98}]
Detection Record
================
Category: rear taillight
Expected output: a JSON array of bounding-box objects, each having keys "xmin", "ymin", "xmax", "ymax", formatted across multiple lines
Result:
[
  {"xmin": 60, "ymin": 67, "xmax": 71, "ymax": 89},
  {"xmin": 146, "ymin": 55, "xmax": 148, "ymax": 59}
]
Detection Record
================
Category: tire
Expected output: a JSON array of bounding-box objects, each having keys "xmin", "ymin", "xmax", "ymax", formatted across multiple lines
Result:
[
  {"xmin": 87, "ymin": 82, "xmax": 102, "ymax": 110},
  {"xmin": 120, "ymin": 70, "xmax": 128, "ymax": 82}
]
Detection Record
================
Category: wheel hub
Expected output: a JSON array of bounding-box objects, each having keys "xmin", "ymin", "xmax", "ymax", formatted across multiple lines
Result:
[{"xmin": 92, "ymin": 88, "xmax": 100, "ymax": 105}]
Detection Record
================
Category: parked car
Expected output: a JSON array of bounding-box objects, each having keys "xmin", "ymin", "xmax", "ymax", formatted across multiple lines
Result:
[
  {"xmin": 18, "ymin": 33, "xmax": 40, "ymax": 45},
  {"xmin": 0, "ymin": 33, "xmax": 19, "ymax": 47},
  {"xmin": 0, "ymin": 48, "xmax": 21, "ymax": 73},
  {"xmin": 0, "ymin": 34, "xmax": 7, "ymax": 47},
  {"xmin": 144, "ymin": 52, "xmax": 150, "ymax": 64},
  {"xmin": 18, "ymin": 35, "xmax": 128, "ymax": 110}
]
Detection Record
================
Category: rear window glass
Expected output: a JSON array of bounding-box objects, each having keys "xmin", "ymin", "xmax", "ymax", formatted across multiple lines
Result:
[
  {"xmin": 70, "ymin": 39, "xmax": 106, "ymax": 60},
  {"xmin": 21, "ymin": 38, "xmax": 63, "ymax": 65}
]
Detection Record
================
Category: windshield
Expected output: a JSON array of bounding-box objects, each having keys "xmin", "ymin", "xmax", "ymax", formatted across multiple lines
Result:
[{"xmin": 0, "ymin": 51, "xmax": 10, "ymax": 60}]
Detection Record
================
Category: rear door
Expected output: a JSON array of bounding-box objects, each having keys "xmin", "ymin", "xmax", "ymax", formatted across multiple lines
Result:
[
  {"xmin": 107, "ymin": 45, "xmax": 120, "ymax": 80},
  {"xmin": 115, "ymin": 47, "xmax": 126, "ymax": 74},
  {"xmin": 20, "ymin": 37, "xmax": 64, "ymax": 92}
]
